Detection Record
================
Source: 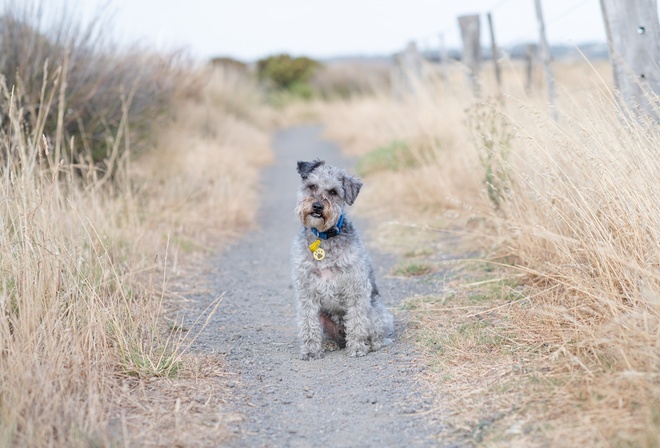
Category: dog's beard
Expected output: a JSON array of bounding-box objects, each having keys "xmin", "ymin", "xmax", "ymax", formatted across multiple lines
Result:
[
  {"xmin": 303, "ymin": 213, "xmax": 325, "ymax": 229},
  {"xmin": 297, "ymin": 197, "xmax": 337, "ymax": 232}
]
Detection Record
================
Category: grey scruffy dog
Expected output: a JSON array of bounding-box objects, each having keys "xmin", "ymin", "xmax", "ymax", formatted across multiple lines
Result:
[{"xmin": 291, "ymin": 159, "xmax": 394, "ymax": 360}]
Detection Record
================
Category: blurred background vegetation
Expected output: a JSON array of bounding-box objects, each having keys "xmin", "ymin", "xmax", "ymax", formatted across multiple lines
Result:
[{"xmin": 0, "ymin": 2, "xmax": 190, "ymax": 171}]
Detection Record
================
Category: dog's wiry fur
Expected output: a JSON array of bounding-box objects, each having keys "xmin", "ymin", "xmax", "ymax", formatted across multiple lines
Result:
[{"xmin": 291, "ymin": 160, "xmax": 394, "ymax": 360}]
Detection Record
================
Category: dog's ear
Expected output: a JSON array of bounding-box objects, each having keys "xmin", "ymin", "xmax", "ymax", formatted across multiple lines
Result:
[
  {"xmin": 342, "ymin": 174, "xmax": 363, "ymax": 206},
  {"xmin": 296, "ymin": 159, "xmax": 325, "ymax": 179}
]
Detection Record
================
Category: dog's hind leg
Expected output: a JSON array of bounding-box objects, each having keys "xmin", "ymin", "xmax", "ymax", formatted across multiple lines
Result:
[{"xmin": 320, "ymin": 312, "xmax": 346, "ymax": 349}]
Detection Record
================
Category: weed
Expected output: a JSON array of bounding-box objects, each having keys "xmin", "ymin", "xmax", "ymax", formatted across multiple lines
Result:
[
  {"xmin": 121, "ymin": 347, "xmax": 181, "ymax": 379},
  {"xmin": 167, "ymin": 320, "xmax": 190, "ymax": 333},
  {"xmin": 467, "ymin": 101, "xmax": 514, "ymax": 210}
]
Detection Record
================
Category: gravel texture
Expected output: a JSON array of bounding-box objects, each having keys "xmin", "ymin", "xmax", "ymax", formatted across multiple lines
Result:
[{"xmin": 185, "ymin": 126, "xmax": 450, "ymax": 447}]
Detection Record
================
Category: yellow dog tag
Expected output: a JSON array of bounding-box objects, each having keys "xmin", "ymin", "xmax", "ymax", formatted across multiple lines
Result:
[
  {"xmin": 313, "ymin": 248, "xmax": 325, "ymax": 260},
  {"xmin": 309, "ymin": 239, "xmax": 325, "ymax": 260}
]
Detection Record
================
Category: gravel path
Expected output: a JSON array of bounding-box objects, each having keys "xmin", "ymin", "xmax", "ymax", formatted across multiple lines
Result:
[{"xmin": 188, "ymin": 126, "xmax": 448, "ymax": 447}]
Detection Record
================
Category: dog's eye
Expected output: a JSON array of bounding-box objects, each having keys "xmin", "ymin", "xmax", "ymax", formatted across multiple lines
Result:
[
  {"xmin": 308, "ymin": 184, "xmax": 317, "ymax": 191},
  {"xmin": 328, "ymin": 189, "xmax": 338, "ymax": 196}
]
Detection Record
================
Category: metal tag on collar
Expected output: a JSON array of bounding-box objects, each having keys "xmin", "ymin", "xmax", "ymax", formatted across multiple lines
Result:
[
  {"xmin": 309, "ymin": 239, "xmax": 325, "ymax": 261},
  {"xmin": 313, "ymin": 248, "xmax": 325, "ymax": 260}
]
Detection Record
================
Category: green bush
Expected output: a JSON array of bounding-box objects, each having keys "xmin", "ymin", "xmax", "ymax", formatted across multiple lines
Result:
[
  {"xmin": 256, "ymin": 54, "xmax": 320, "ymax": 91},
  {"xmin": 209, "ymin": 56, "xmax": 248, "ymax": 73}
]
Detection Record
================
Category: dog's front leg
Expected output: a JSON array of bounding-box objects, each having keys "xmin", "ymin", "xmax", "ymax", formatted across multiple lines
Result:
[
  {"xmin": 297, "ymin": 295, "xmax": 324, "ymax": 360},
  {"xmin": 344, "ymin": 295, "xmax": 370, "ymax": 357}
]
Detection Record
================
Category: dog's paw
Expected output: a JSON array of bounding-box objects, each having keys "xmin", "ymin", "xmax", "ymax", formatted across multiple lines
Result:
[
  {"xmin": 370, "ymin": 338, "xmax": 393, "ymax": 351},
  {"xmin": 300, "ymin": 351, "xmax": 323, "ymax": 361},
  {"xmin": 347, "ymin": 347, "xmax": 368, "ymax": 358},
  {"xmin": 347, "ymin": 340, "xmax": 369, "ymax": 357},
  {"xmin": 322, "ymin": 340, "xmax": 341, "ymax": 352}
]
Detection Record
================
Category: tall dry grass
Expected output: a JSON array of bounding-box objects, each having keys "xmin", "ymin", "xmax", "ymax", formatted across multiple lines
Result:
[
  {"xmin": 310, "ymin": 60, "xmax": 391, "ymax": 99},
  {"xmin": 0, "ymin": 63, "xmax": 162, "ymax": 446},
  {"xmin": 0, "ymin": 28, "xmax": 270, "ymax": 448},
  {"xmin": 316, "ymin": 59, "xmax": 660, "ymax": 445},
  {"xmin": 116, "ymin": 66, "xmax": 271, "ymax": 447},
  {"xmin": 0, "ymin": 1, "xmax": 188, "ymax": 167},
  {"xmin": 134, "ymin": 67, "xmax": 272, "ymax": 254}
]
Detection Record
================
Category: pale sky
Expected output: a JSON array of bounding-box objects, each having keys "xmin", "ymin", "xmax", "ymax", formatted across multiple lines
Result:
[{"xmin": 45, "ymin": 0, "xmax": 655, "ymax": 61}]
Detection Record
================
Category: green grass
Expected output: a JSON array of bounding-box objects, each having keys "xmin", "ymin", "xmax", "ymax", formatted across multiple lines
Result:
[
  {"xmin": 392, "ymin": 260, "xmax": 434, "ymax": 277},
  {"xmin": 167, "ymin": 321, "xmax": 190, "ymax": 333},
  {"xmin": 356, "ymin": 140, "xmax": 415, "ymax": 176},
  {"xmin": 171, "ymin": 235, "xmax": 202, "ymax": 254},
  {"xmin": 403, "ymin": 248, "xmax": 434, "ymax": 258},
  {"xmin": 121, "ymin": 347, "xmax": 181, "ymax": 378},
  {"xmin": 467, "ymin": 278, "xmax": 522, "ymax": 303}
]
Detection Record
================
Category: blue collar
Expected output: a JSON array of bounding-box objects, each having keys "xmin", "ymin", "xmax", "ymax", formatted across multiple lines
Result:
[{"xmin": 311, "ymin": 213, "xmax": 345, "ymax": 240}]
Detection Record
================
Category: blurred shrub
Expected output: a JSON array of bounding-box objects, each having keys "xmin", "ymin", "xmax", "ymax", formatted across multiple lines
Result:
[
  {"xmin": 0, "ymin": 3, "xmax": 191, "ymax": 170},
  {"xmin": 256, "ymin": 54, "xmax": 320, "ymax": 91},
  {"xmin": 209, "ymin": 56, "xmax": 248, "ymax": 73}
]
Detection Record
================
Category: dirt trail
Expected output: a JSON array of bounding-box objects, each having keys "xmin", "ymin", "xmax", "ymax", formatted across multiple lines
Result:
[{"xmin": 186, "ymin": 126, "xmax": 449, "ymax": 447}]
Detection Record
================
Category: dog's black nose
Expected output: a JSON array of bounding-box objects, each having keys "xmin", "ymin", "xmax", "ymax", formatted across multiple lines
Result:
[{"xmin": 312, "ymin": 202, "xmax": 324, "ymax": 213}]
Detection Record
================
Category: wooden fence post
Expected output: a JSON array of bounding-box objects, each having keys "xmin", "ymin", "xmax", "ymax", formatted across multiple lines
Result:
[
  {"xmin": 458, "ymin": 14, "xmax": 481, "ymax": 96},
  {"xmin": 600, "ymin": 0, "xmax": 660, "ymax": 122},
  {"xmin": 439, "ymin": 33, "xmax": 449, "ymax": 82},
  {"xmin": 534, "ymin": 0, "xmax": 558, "ymax": 120},
  {"xmin": 525, "ymin": 44, "xmax": 537, "ymax": 94},
  {"xmin": 391, "ymin": 43, "xmax": 423, "ymax": 98},
  {"xmin": 391, "ymin": 52, "xmax": 404, "ymax": 100},
  {"xmin": 402, "ymin": 41, "xmax": 423, "ymax": 92},
  {"xmin": 487, "ymin": 12, "xmax": 502, "ymax": 93}
]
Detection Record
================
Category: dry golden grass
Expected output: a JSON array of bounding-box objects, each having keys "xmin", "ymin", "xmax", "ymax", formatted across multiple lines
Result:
[
  {"xmin": 134, "ymin": 67, "xmax": 272, "ymax": 255},
  {"xmin": 117, "ymin": 354, "xmax": 241, "ymax": 447},
  {"xmin": 0, "ymin": 64, "xmax": 270, "ymax": 447},
  {"xmin": 315, "ymin": 59, "xmax": 660, "ymax": 446},
  {"xmin": 310, "ymin": 60, "xmax": 391, "ymax": 99}
]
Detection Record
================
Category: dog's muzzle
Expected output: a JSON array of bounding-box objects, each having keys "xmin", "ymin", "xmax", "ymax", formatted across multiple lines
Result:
[{"xmin": 311, "ymin": 201, "xmax": 323, "ymax": 218}]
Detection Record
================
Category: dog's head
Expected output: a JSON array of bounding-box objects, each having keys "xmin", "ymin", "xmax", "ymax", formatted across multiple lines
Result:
[{"xmin": 294, "ymin": 159, "xmax": 362, "ymax": 232}]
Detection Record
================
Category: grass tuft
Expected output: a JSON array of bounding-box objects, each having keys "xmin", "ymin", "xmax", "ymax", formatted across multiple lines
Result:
[{"xmin": 392, "ymin": 260, "xmax": 435, "ymax": 277}]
